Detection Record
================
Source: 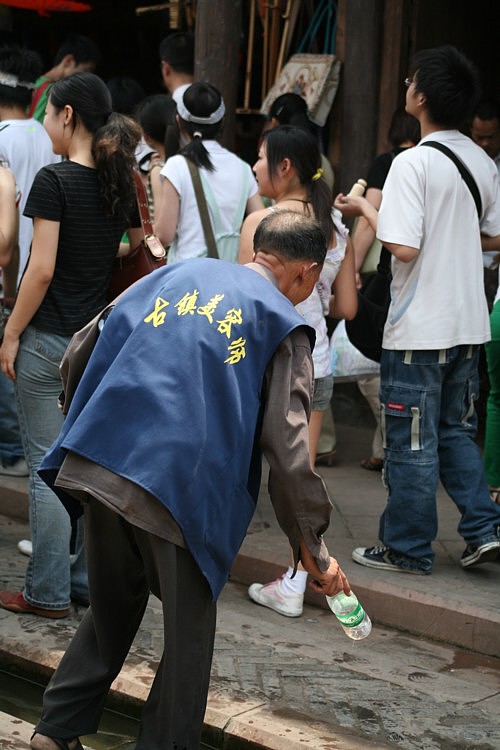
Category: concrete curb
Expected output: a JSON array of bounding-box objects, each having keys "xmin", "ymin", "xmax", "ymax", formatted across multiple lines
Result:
[
  {"xmin": 0, "ymin": 638, "xmax": 391, "ymax": 750},
  {"xmin": 2, "ymin": 485, "xmax": 500, "ymax": 658},
  {"xmin": 230, "ymin": 544, "xmax": 500, "ymax": 658}
]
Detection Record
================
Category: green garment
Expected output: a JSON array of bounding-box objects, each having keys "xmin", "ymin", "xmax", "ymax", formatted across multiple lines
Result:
[{"xmin": 30, "ymin": 76, "xmax": 52, "ymax": 123}]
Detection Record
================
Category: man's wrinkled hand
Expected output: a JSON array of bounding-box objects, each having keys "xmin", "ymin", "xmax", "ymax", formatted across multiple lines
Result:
[{"xmin": 308, "ymin": 556, "xmax": 351, "ymax": 598}]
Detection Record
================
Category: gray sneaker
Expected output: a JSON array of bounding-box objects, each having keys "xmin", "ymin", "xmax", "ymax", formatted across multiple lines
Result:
[
  {"xmin": 460, "ymin": 540, "xmax": 500, "ymax": 568},
  {"xmin": 352, "ymin": 544, "xmax": 431, "ymax": 574}
]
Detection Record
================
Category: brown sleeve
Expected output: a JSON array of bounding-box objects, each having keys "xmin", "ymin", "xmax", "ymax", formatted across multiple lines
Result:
[
  {"xmin": 58, "ymin": 302, "xmax": 117, "ymax": 415},
  {"xmin": 260, "ymin": 327, "xmax": 332, "ymax": 573}
]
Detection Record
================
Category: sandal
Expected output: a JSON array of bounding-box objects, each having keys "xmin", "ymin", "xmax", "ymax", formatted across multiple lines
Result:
[
  {"xmin": 360, "ymin": 456, "xmax": 383, "ymax": 472},
  {"xmin": 489, "ymin": 487, "xmax": 500, "ymax": 504},
  {"xmin": 315, "ymin": 449, "xmax": 336, "ymax": 467},
  {"xmin": 30, "ymin": 733, "xmax": 84, "ymax": 750}
]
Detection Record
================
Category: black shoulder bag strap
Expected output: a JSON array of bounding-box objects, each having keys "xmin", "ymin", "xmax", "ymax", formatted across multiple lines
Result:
[
  {"xmin": 374, "ymin": 150, "xmax": 397, "ymax": 276},
  {"xmin": 185, "ymin": 157, "xmax": 219, "ymax": 259},
  {"xmin": 420, "ymin": 141, "xmax": 482, "ymax": 218}
]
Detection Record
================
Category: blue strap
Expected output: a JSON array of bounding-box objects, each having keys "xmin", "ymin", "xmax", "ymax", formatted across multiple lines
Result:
[{"xmin": 296, "ymin": 1, "xmax": 337, "ymax": 55}]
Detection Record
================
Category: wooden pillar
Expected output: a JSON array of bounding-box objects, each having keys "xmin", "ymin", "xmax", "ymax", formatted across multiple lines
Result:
[
  {"xmin": 194, "ymin": 0, "xmax": 242, "ymax": 150},
  {"xmin": 376, "ymin": 0, "xmax": 412, "ymax": 152},
  {"xmin": 337, "ymin": 0, "xmax": 383, "ymax": 192}
]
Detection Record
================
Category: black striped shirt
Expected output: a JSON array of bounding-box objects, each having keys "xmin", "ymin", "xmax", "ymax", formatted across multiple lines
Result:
[{"xmin": 24, "ymin": 160, "xmax": 139, "ymax": 335}]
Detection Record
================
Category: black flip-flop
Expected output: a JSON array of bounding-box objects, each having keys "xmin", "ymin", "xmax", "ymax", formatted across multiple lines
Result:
[
  {"xmin": 31, "ymin": 733, "xmax": 84, "ymax": 750},
  {"xmin": 360, "ymin": 457, "xmax": 383, "ymax": 472}
]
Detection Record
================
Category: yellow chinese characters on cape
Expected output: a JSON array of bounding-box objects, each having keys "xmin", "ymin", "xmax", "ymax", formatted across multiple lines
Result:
[{"xmin": 143, "ymin": 291, "xmax": 247, "ymax": 365}]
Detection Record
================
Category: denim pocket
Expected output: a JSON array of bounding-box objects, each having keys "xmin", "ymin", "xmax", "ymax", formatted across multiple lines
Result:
[
  {"xmin": 380, "ymin": 387, "xmax": 426, "ymax": 452},
  {"xmin": 33, "ymin": 328, "xmax": 70, "ymax": 365}
]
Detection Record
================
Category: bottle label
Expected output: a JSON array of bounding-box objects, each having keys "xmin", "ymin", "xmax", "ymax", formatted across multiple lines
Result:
[{"xmin": 336, "ymin": 603, "xmax": 365, "ymax": 628}]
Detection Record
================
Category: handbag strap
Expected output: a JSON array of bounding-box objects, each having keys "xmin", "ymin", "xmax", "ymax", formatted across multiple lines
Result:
[
  {"xmin": 133, "ymin": 170, "xmax": 154, "ymax": 236},
  {"xmin": 297, "ymin": 0, "xmax": 337, "ymax": 55},
  {"xmin": 185, "ymin": 157, "xmax": 219, "ymax": 259},
  {"xmin": 420, "ymin": 141, "xmax": 482, "ymax": 218}
]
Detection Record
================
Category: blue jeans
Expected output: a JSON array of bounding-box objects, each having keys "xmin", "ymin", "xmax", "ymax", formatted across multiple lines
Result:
[
  {"xmin": 379, "ymin": 346, "xmax": 500, "ymax": 570},
  {"xmin": 0, "ymin": 371, "xmax": 25, "ymax": 463},
  {"xmin": 14, "ymin": 326, "xmax": 88, "ymax": 610}
]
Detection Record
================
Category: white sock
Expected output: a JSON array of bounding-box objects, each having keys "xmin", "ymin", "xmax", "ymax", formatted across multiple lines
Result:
[{"xmin": 280, "ymin": 566, "xmax": 308, "ymax": 595}]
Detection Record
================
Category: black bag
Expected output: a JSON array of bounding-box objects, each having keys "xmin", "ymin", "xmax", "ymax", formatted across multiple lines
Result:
[{"xmin": 345, "ymin": 246, "xmax": 391, "ymax": 363}]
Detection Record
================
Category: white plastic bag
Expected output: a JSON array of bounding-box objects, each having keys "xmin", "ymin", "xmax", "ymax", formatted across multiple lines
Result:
[{"xmin": 330, "ymin": 320, "xmax": 379, "ymax": 380}]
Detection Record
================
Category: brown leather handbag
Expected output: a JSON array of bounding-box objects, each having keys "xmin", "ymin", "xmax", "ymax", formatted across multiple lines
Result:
[{"xmin": 107, "ymin": 171, "xmax": 166, "ymax": 301}]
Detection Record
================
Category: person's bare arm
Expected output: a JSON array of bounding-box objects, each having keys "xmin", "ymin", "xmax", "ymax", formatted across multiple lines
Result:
[
  {"xmin": 154, "ymin": 178, "xmax": 180, "ymax": 247},
  {"xmin": 2, "ymin": 244, "xmax": 19, "ymax": 301},
  {"xmin": 351, "ymin": 187, "xmax": 383, "ymax": 273},
  {"xmin": 0, "ymin": 168, "xmax": 17, "ymax": 269},
  {"xmin": 481, "ymin": 234, "xmax": 500, "ymax": 252},
  {"xmin": 0, "ymin": 217, "xmax": 59, "ymax": 380},
  {"xmin": 245, "ymin": 193, "xmax": 265, "ymax": 214},
  {"xmin": 384, "ymin": 241, "xmax": 419, "ymax": 262},
  {"xmin": 334, "ymin": 193, "xmax": 379, "ymax": 232},
  {"xmin": 237, "ymin": 209, "xmax": 268, "ymax": 264},
  {"xmin": 329, "ymin": 235, "xmax": 358, "ymax": 320}
]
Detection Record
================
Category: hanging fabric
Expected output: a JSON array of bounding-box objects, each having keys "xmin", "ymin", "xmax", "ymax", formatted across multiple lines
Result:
[{"xmin": 260, "ymin": 0, "xmax": 341, "ymax": 127}]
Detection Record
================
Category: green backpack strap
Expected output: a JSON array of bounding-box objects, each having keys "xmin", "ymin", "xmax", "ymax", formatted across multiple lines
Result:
[{"xmin": 199, "ymin": 161, "xmax": 249, "ymax": 236}]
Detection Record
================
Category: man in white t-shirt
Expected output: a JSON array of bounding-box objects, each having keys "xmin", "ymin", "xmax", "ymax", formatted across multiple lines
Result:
[
  {"xmin": 0, "ymin": 46, "xmax": 59, "ymax": 286},
  {"xmin": 0, "ymin": 45, "xmax": 58, "ymax": 479},
  {"xmin": 352, "ymin": 46, "xmax": 500, "ymax": 574},
  {"xmin": 158, "ymin": 31, "xmax": 194, "ymax": 96}
]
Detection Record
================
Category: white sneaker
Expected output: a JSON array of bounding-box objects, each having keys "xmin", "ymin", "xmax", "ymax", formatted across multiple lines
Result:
[
  {"xmin": 0, "ymin": 457, "xmax": 28, "ymax": 477},
  {"xmin": 17, "ymin": 539, "xmax": 32, "ymax": 556},
  {"xmin": 248, "ymin": 576, "xmax": 304, "ymax": 617}
]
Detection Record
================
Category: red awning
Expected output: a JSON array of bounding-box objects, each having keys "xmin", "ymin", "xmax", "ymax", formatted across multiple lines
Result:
[{"xmin": 0, "ymin": 0, "xmax": 92, "ymax": 16}]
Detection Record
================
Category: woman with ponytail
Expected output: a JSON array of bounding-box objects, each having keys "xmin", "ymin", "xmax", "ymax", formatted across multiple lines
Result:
[
  {"xmin": 0, "ymin": 72, "xmax": 143, "ymax": 618},
  {"xmin": 266, "ymin": 93, "xmax": 335, "ymax": 194},
  {"xmin": 239, "ymin": 125, "xmax": 357, "ymax": 618},
  {"xmin": 156, "ymin": 81, "xmax": 263, "ymax": 261}
]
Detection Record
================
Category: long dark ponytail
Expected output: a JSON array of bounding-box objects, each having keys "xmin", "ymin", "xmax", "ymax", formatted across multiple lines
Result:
[
  {"xmin": 262, "ymin": 125, "xmax": 333, "ymax": 245},
  {"xmin": 49, "ymin": 71, "xmax": 141, "ymax": 218},
  {"xmin": 176, "ymin": 82, "xmax": 225, "ymax": 172}
]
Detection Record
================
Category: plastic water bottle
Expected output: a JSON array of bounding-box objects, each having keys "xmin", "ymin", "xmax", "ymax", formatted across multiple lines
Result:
[
  {"xmin": 326, "ymin": 591, "xmax": 372, "ymax": 640},
  {"xmin": 347, "ymin": 178, "xmax": 367, "ymax": 197}
]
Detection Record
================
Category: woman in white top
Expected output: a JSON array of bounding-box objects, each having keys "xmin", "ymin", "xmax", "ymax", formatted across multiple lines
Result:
[
  {"xmin": 155, "ymin": 82, "xmax": 263, "ymax": 260},
  {"xmin": 239, "ymin": 125, "xmax": 357, "ymax": 464},
  {"xmin": 239, "ymin": 125, "xmax": 357, "ymax": 618}
]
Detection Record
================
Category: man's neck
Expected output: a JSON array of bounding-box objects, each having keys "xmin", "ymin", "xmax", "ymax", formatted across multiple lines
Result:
[
  {"xmin": 246, "ymin": 260, "xmax": 278, "ymax": 287},
  {"xmin": 0, "ymin": 105, "xmax": 29, "ymax": 122},
  {"xmin": 169, "ymin": 74, "xmax": 193, "ymax": 96},
  {"xmin": 419, "ymin": 112, "xmax": 454, "ymax": 139},
  {"xmin": 41, "ymin": 64, "xmax": 63, "ymax": 83}
]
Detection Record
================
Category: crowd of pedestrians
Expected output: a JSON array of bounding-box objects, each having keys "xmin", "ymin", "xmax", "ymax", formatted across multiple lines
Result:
[{"xmin": 0, "ymin": 27, "xmax": 498, "ymax": 750}]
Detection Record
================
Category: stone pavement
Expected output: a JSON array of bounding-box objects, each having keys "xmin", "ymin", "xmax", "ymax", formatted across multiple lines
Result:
[{"xmin": 0, "ymin": 416, "xmax": 499, "ymax": 749}]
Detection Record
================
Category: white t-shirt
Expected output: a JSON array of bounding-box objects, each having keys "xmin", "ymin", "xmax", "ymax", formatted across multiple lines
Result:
[
  {"xmin": 377, "ymin": 130, "xmax": 500, "ymax": 350},
  {"xmin": 296, "ymin": 208, "xmax": 348, "ymax": 378},
  {"xmin": 0, "ymin": 118, "xmax": 59, "ymax": 284},
  {"xmin": 160, "ymin": 141, "xmax": 258, "ymax": 261}
]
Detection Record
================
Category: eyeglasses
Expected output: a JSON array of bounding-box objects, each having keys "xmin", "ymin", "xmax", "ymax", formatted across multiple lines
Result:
[{"xmin": 404, "ymin": 77, "xmax": 414, "ymax": 88}]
